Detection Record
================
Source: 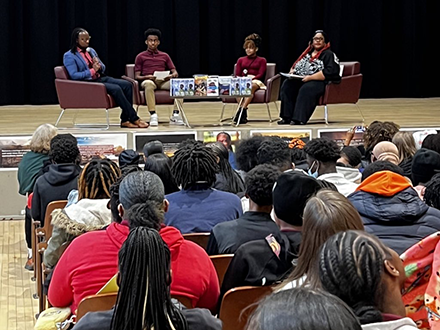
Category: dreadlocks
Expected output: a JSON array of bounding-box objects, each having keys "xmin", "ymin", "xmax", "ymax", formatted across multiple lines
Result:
[
  {"xmin": 171, "ymin": 140, "xmax": 218, "ymax": 190},
  {"xmin": 319, "ymin": 230, "xmax": 392, "ymax": 325},
  {"xmin": 111, "ymin": 227, "xmax": 188, "ymax": 330},
  {"xmin": 78, "ymin": 158, "xmax": 120, "ymax": 200}
]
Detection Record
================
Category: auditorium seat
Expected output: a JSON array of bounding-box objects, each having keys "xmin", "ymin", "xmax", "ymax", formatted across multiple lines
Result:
[
  {"xmin": 210, "ymin": 254, "xmax": 234, "ymax": 287},
  {"xmin": 182, "ymin": 232, "xmax": 210, "ymax": 251},
  {"xmin": 317, "ymin": 61, "xmax": 364, "ymax": 124},
  {"xmin": 220, "ymin": 63, "xmax": 281, "ymax": 124},
  {"xmin": 53, "ymin": 66, "xmax": 118, "ymax": 130},
  {"xmin": 76, "ymin": 292, "xmax": 118, "ymax": 321}
]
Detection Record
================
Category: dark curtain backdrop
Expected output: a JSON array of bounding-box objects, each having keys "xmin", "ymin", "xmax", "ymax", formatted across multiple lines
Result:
[{"xmin": 0, "ymin": 0, "xmax": 438, "ymax": 105}]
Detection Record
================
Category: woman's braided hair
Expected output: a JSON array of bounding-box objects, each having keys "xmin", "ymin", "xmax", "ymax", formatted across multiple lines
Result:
[{"xmin": 78, "ymin": 158, "xmax": 120, "ymax": 200}]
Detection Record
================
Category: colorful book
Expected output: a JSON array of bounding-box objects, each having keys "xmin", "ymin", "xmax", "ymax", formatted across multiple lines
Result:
[
  {"xmin": 207, "ymin": 77, "xmax": 219, "ymax": 96},
  {"xmin": 240, "ymin": 77, "xmax": 252, "ymax": 96},
  {"xmin": 219, "ymin": 76, "xmax": 231, "ymax": 96},
  {"xmin": 194, "ymin": 75, "xmax": 208, "ymax": 96},
  {"xmin": 231, "ymin": 78, "xmax": 241, "ymax": 96}
]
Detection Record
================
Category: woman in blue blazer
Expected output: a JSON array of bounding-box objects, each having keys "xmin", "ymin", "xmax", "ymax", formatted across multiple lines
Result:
[{"xmin": 63, "ymin": 28, "xmax": 148, "ymax": 128}]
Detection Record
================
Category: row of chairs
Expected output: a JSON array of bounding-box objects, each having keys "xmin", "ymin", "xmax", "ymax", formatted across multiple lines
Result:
[{"xmin": 54, "ymin": 61, "xmax": 363, "ymax": 129}]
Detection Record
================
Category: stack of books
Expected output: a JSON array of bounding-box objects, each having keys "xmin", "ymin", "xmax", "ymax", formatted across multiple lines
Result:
[{"xmin": 170, "ymin": 76, "xmax": 252, "ymax": 97}]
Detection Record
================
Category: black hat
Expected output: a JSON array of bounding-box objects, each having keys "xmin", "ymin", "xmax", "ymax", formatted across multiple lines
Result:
[
  {"xmin": 272, "ymin": 170, "xmax": 321, "ymax": 226},
  {"xmin": 142, "ymin": 140, "xmax": 164, "ymax": 157},
  {"xmin": 118, "ymin": 149, "xmax": 140, "ymax": 168},
  {"xmin": 411, "ymin": 148, "xmax": 440, "ymax": 185}
]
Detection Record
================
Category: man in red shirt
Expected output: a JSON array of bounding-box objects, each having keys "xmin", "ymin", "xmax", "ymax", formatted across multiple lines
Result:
[{"xmin": 135, "ymin": 28, "xmax": 184, "ymax": 126}]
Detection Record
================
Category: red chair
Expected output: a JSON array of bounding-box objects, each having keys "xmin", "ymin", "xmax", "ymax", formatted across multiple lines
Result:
[
  {"xmin": 318, "ymin": 61, "xmax": 364, "ymax": 124},
  {"xmin": 123, "ymin": 64, "xmax": 174, "ymax": 113},
  {"xmin": 54, "ymin": 66, "xmax": 118, "ymax": 130},
  {"xmin": 220, "ymin": 63, "xmax": 281, "ymax": 124}
]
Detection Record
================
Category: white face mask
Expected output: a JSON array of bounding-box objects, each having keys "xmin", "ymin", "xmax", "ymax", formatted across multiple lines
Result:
[{"xmin": 308, "ymin": 160, "xmax": 319, "ymax": 178}]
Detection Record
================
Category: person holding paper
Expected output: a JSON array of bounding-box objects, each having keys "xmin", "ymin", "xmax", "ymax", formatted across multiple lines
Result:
[
  {"xmin": 63, "ymin": 28, "xmax": 149, "ymax": 128},
  {"xmin": 135, "ymin": 28, "xmax": 183, "ymax": 126},
  {"xmin": 278, "ymin": 30, "xmax": 341, "ymax": 125},
  {"xmin": 234, "ymin": 33, "xmax": 267, "ymax": 124}
]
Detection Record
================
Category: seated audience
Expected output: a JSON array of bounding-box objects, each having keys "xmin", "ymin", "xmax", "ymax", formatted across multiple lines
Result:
[
  {"xmin": 43, "ymin": 158, "xmax": 120, "ymax": 268},
  {"xmin": 361, "ymin": 121, "xmax": 400, "ymax": 166},
  {"xmin": 304, "ymin": 137, "xmax": 358, "ymax": 196},
  {"xmin": 235, "ymin": 135, "xmax": 266, "ymax": 180},
  {"xmin": 257, "ymin": 136, "xmax": 293, "ymax": 172},
  {"xmin": 424, "ymin": 173, "xmax": 440, "ymax": 210},
  {"xmin": 277, "ymin": 189, "xmax": 364, "ymax": 290},
  {"xmin": 371, "ymin": 141, "xmax": 400, "ymax": 165},
  {"xmin": 17, "ymin": 123, "xmax": 58, "ymax": 270},
  {"xmin": 74, "ymin": 227, "xmax": 222, "ymax": 330},
  {"xmin": 246, "ymin": 288, "xmax": 362, "ymax": 330},
  {"xmin": 349, "ymin": 161, "xmax": 440, "ymax": 255},
  {"xmin": 49, "ymin": 171, "xmax": 220, "ymax": 314},
  {"xmin": 142, "ymin": 140, "xmax": 164, "ymax": 161},
  {"xmin": 206, "ymin": 142, "xmax": 244, "ymax": 195},
  {"xmin": 216, "ymin": 132, "xmax": 237, "ymax": 170},
  {"xmin": 319, "ymin": 230, "xmax": 418, "ymax": 329},
  {"xmin": 337, "ymin": 146, "xmax": 362, "ymax": 183},
  {"xmin": 421, "ymin": 132, "xmax": 440, "ymax": 154},
  {"xmin": 206, "ymin": 164, "xmax": 281, "ymax": 255},
  {"xmin": 144, "ymin": 153, "xmax": 179, "ymax": 195},
  {"xmin": 288, "ymin": 138, "xmax": 308, "ymax": 171},
  {"xmin": 31, "ymin": 134, "xmax": 81, "ymax": 226},
  {"xmin": 165, "ymin": 141, "xmax": 242, "ymax": 233},
  {"xmin": 392, "ymin": 131, "xmax": 417, "ymax": 177},
  {"xmin": 118, "ymin": 149, "xmax": 141, "ymax": 170},
  {"xmin": 411, "ymin": 148, "xmax": 440, "ymax": 187}
]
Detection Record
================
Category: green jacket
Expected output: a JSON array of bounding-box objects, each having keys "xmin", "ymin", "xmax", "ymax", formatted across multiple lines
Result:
[{"xmin": 17, "ymin": 151, "xmax": 50, "ymax": 195}]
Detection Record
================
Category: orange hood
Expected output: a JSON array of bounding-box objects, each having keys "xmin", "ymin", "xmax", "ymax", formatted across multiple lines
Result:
[{"xmin": 356, "ymin": 171, "xmax": 411, "ymax": 196}]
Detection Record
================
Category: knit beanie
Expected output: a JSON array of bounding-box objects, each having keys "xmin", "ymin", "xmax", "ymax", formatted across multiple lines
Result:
[
  {"xmin": 411, "ymin": 148, "xmax": 440, "ymax": 185},
  {"xmin": 272, "ymin": 170, "xmax": 321, "ymax": 226}
]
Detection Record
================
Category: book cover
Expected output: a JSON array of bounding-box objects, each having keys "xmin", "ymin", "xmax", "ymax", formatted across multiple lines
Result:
[
  {"xmin": 178, "ymin": 80, "xmax": 186, "ymax": 96},
  {"xmin": 207, "ymin": 77, "xmax": 219, "ymax": 96},
  {"xmin": 240, "ymin": 77, "xmax": 252, "ymax": 96},
  {"xmin": 187, "ymin": 79, "xmax": 195, "ymax": 96},
  {"xmin": 231, "ymin": 78, "xmax": 241, "ymax": 96},
  {"xmin": 170, "ymin": 79, "xmax": 180, "ymax": 97},
  {"xmin": 194, "ymin": 75, "xmax": 208, "ymax": 96},
  {"xmin": 219, "ymin": 76, "xmax": 231, "ymax": 96}
]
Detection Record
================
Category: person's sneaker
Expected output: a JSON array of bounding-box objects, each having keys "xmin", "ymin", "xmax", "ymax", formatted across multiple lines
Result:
[
  {"xmin": 24, "ymin": 258, "xmax": 34, "ymax": 271},
  {"xmin": 150, "ymin": 113, "xmax": 159, "ymax": 126},
  {"xmin": 170, "ymin": 113, "xmax": 185, "ymax": 126}
]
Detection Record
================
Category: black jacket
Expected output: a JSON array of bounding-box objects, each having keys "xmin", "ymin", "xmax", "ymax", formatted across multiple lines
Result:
[{"xmin": 31, "ymin": 163, "xmax": 81, "ymax": 224}]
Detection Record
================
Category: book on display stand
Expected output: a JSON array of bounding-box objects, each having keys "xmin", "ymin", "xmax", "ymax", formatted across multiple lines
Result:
[
  {"xmin": 194, "ymin": 75, "xmax": 208, "ymax": 96},
  {"xmin": 219, "ymin": 76, "xmax": 231, "ymax": 96},
  {"xmin": 240, "ymin": 77, "xmax": 252, "ymax": 96},
  {"xmin": 207, "ymin": 77, "xmax": 219, "ymax": 96},
  {"xmin": 230, "ymin": 78, "xmax": 240, "ymax": 96}
]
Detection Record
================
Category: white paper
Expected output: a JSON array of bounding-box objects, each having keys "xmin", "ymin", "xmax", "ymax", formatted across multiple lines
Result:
[
  {"xmin": 281, "ymin": 72, "xmax": 304, "ymax": 79},
  {"xmin": 154, "ymin": 71, "xmax": 170, "ymax": 80}
]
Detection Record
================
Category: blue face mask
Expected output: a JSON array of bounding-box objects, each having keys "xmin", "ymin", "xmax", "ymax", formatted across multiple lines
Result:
[{"xmin": 308, "ymin": 161, "xmax": 319, "ymax": 178}]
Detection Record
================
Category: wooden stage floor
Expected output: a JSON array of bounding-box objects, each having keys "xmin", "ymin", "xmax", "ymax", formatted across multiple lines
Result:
[
  {"xmin": 1, "ymin": 98, "xmax": 440, "ymax": 136},
  {"xmin": 0, "ymin": 97, "xmax": 440, "ymax": 329}
]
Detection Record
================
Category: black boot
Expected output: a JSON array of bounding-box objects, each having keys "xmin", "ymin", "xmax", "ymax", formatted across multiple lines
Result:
[
  {"xmin": 239, "ymin": 108, "xmax": 248, "ymax": 124},
  {"xmin": 233, "ymin": 107, "xmax": 243, "ymax": 123}
]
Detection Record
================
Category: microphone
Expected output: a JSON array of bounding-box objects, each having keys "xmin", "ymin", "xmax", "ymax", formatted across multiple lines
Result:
[{"xmin": 86, "ymin": 47, "xmax": 96, "ymax": 60}]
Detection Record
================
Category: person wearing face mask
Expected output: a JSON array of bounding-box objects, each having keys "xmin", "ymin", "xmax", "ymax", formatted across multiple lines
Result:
[
  {"xmin": 304, "ymin": 138, "xmax": 358, "ymax": 196},
  {"xmin": 278, "ymin": 30, "xmax": 341, "ymax": 125}
]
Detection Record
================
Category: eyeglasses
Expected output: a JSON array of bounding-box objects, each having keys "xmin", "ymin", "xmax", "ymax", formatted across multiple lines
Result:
[{"xmin": 313, "ymin": 37, "xmax": 324, "ymax": 41}]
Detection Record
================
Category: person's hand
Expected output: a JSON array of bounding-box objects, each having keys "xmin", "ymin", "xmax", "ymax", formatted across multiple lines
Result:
[
  {"xmin": 146, "ymin": 75, "xmax": 156, "ymax": 81},
  {"xmin": 302, "ymin": 75, "xmax": 312, "ymax": 82},
  {"xmin": 92, "ymin": 61, "xmax": 101, "ymax": 72},
  {"xmin": 164, "ymin": 75, "xmax": 172, "ymax": 81},
  {"xmin": 344, "ymin": 126, "xmax": 356, "ymax": 146}
]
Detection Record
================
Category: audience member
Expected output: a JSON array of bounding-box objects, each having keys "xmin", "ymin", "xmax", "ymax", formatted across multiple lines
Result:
[
  {"xmin": 144, "ymin": 153, "xmax": 179, "ymax": 195},
  {"xmin": 421, "ymin": 132, "xmax": 440, "ymax": 154},
  {"xmin": 17, "ymin": 123, "xmax": 58, "ymax": 270},
  {"xmin": 278, "ymin": 30, "xmax": 341, "ymax": 125},
  {"xmin": 257, "ymin": 136, "xmax": 293, "ymax": 171},
  {"xmin": 142, "ymin": 140, "xmax": 164, "ymax": 160},
  {"xmin": 135, "ymin": 28, "xmax": 183, "ymax": 126},
  {"xmin": 411, "ymin": 148, "xmax": 440, "ymax": 186},
  {"xmin": 362, "ymin": 121, "xmax": 400, "ymax": 165},
  {"xmin": 43, "ymin": 158, "xmax": 120, "ymax": 268},
  {"xmin": 319, "ymin": 230, "xmax": 418, "ymax": 329},
  {"xmin": 392, "ymin": 131, "xmax": 417, "ymax": 177},
  {"xmin": 206, "ymin": 164, "xmax": 281, "ymax": 255},
  {"xmin": 246, "ymin": 288, "xmax": 362, "ymax": 330},
  {"xmin": 277, "ymin": 189, "xmax": 364, "ymax": 290},
  {"xmin": 233, "ymin": 33, "xmax": 267, "ymax": 124},
  {"xmin": 288, "ymin": 138, "xmax": 308, "ymax": 171},
  {"xmin": 337, "ymin": 146, "xmax": 362, "ymax": 183},
  {"xmin": 235, "ymin": 135, "xmax": 266, "ymax": 179},
  {"xmin": 424, "ymin": 173, "xmax": 440, "ymax": 210},
  {"xmin": 63, "ymin": 28, "xmax": 148, "ymax": 128},
  {"xmin": 216, "ymin": 132, "xmax": 237, "ymax": 170},
  {"xmin": 31, "ymin": 134, "xmax": 81, "ymax": 227},
  {"xmin": 206, "ymin": 142, "xmax": 244, "ymax": 195},
  {"xmin": 165, "ymin": 141, "xmax": 242, "ymax": 233},
  {"xmin": 371, "ymin": 141, "xmax": 400, "ymax": 165},
  {"xmin": 349, "ymin": 161, "xmax": 440, "ymax": 255},
  {"xmin": 74, "ymin": 227, "xmax": 222, "ymax": 330},
  {"xmin": 49, "ymin": 171, "xmax": 220, "ymax": 313},
  {"xmin": 118, "ymin": 149, "xmax": 140, "ymax": 169},
  {"xmin": 304, "ymin": 138, "xmax": 358, "ymax": 196}
]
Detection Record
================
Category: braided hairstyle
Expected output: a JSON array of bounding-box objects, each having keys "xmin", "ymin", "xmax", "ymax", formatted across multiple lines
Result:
[
  {"xmin": 319, "ymin": 230, "xmax": 393, "ymax": 324},
  {"xmin": 235, "ymin": 135, "xmax": 266, "ymax": 172},
  {"xmin": 424, "ymin": 173, "xmax": 440, "ymax": 210},
  {"xmin": 171, "ymin": 140, "xmax": 218, "ymax": 190},
  {"xmin": 303, "ymin": 138, "xmax": 340, "ymax": 163},
  {"xmin": 111, "ymin": 227, "xmax": 188, "ymax": 330},
  {"xmin": 207, "ymin": 142, "xmax": 244, "ymax": 194},
  {"xmin": 257, "ymin": 136, "xmax": 292, "ymax": 171},
  {"xmin": 70, "ymin": 27, "xmax": 87, "ymax": 53},
  {"xmin": 77, "ymin": 158, "xmax": 120, "ymax": 200},
  {"xmin": 119, "ymin": 171, "xmax": 166, "ymax": 230}
]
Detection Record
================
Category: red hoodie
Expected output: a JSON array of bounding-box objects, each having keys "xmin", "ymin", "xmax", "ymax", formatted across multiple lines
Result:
[{"xmin": 49, "ymin": 223, "xmax": 220, "ymax": 314}]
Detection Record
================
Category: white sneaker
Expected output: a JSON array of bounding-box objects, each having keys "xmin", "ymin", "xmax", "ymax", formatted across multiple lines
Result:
[
  {"xmin": 150, "ymin": 113, "xmax": 158, "ymax": 126},
  {"xmin": 169, "ymin": 113, "xmax": 185, "ymax": 126}
]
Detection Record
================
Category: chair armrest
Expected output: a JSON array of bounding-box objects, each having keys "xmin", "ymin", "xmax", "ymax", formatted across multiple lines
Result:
[
  {"xmin": 55, "ymin": 79, "xmax": 112, "ymax": 109},
  {"xmin": 265, "ymin": 74, "xmax": 281, "ymax": 103},
  {"xmin": 322, "ymin": 74, "xmax": 362, "ymax": 105},
  {"xmin": 122, "ymin": 75, "xmax": 141, "ymax": 106}
]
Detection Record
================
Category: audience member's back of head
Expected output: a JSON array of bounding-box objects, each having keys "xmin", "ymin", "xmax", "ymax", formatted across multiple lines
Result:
[
  {"xmin": 421, "ymin": 133, "xmax": 440, "ymax": 154},
  {"xmin": 361, "ymin": 160, "xmax": 404, "ymax": 182},
  {"xmin": 339, "ymin": 146, "xmax": 362, "ymax": 168},
  {"xmin": 257, "ymin": 136, "xmax": 292, "ymax": 171},
  {"xmin": 77, "ymin": 158, "xmax": 120, "ymax": 200},
  {"xmin": 244, "ymin": 164, "xmax": 281, "ymax": 206},
  {"xmin": 363, "ymin": 121, "xmax": 400, "ymax": 154},
  {"xmin": 246, "ymin": 287, "xmax": 362, "ymax": 330},
  {"xmin": 118, "ymin": 149, "xmax": 140, "ymax": 168},
  {"xmin": 171, "ymin": 140, "xmax": 218, "ymax": 190},
  {"xmin": 319, "ymin": 230, "xmax": 403, "ymax": 325},
  {"xmin": 392, "ymin": 131, "xmax": 417, "ymax": 163},
  {"xmin": 29, "ymin": 123, "xmax": 58, "ymax": 154},
  {"xmin": 235, "ymin": 135, "xmax": 266, "ymax": 173},
  {"xmin": 49, "ymin": 134, "xmax": 80, "ymax": 164},
  {"xmin": 411, "ymin": 148, "xmax": 440, "ymax": 186},
  {"xmin": 144, "ymin": 153, "xmax": 178, "ymax": 195},
  {"xmin": 371, "ymin": 141, "xmax": 400, "ymax": 165},
  {"xmin": 143, "ymin": 140, "xmax": 164, "ymax": 159},
  {"xmin": 424, "ymin": 173, "xmax": 440, "ymax": 210},
  {"xmin": 304, "ymin": 138, "xmax": 340, "ymax": 164}
]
